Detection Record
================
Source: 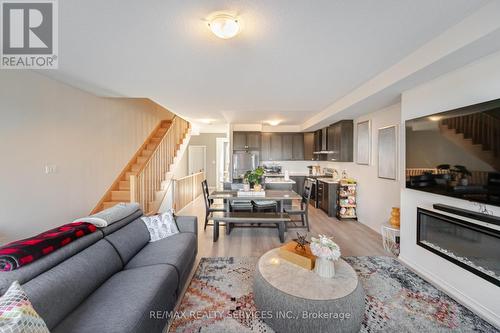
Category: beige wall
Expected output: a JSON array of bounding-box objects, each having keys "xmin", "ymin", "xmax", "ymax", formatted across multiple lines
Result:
[
  {"xmin": 188, "ymin": 133, "xmax": 226, "ymax": 187},
  {"xmin": 323, "ymin": 104, "xmax": 401, "ymax": 233},
  {"xmin": 0, "ymin": 71, "xmax": 172, "ymax": 242}
]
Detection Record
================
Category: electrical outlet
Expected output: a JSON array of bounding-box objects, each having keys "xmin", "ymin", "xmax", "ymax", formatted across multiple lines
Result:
[{"xmin": 45, "ymin": 164, "xmax": 57, "ymax": 174}]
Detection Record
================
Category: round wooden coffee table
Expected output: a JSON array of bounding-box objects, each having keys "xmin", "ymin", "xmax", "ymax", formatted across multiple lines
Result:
[{"xmin": 253, "ymin": 248, "xmax": 365, "ymax": 333}]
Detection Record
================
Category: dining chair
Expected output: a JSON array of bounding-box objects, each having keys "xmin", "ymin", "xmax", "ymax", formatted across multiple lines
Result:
[
  {"xmin": 283, "ymin": 180, "xmax": 312, "ymax": 231},
  {"xmin": 202, "ymin": 180, "xmax": 226, "ymax": 230}
]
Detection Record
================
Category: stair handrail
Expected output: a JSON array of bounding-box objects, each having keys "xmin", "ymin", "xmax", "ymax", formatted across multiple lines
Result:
[{"xmin": 130, "ymin": 116, "xmax": 190, "ymax": 214}]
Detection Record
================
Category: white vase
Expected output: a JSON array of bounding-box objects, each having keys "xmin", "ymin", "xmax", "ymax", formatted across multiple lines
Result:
[{"xmin": 314, "ymin": 258, "xmax": 336, "ymax": 278}]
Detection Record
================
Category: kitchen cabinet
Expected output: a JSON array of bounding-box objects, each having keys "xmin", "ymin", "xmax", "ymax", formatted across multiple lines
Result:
[
  {"xmin": 233, "ymin": 132, "xmax": 247, "ymax": 150},
  {"xmin": 304, "ymin": 132, "xmax": 314, "ymax": 160},
  {"xmin": 319, "ymin": 180, "xmax": 338, "ymax": 217},
  {"xmin": 261, "ymin": 133, "xmax": 272, "ymax": 161},
  {"xmin": 247, "ymin": 132, "xmax": 261, "ymax": 150},
  {"xmin": 292, "ymin": 133, "xmax": 304, "ymax": 160},
  {"xmin": 326, "ymin": 120, "xmax": 353, "ymax": 162},
  {"xmin": 232, "ymin": 131, "xmax": 261, "ymax": 150},
  {"xmin": 270, "ymin": 133, "xmax": 282, "ymax": 160},
  {"xmin": 261, "ymin": 133, "xmax": 305, "ymax": 161},
  {"xmin": 291, "ymin": 176, "xmax": 306, "ymax": 195},
  {"xmin": 282, "ymin": 134, "xmax": 294, "ymax": 160}
]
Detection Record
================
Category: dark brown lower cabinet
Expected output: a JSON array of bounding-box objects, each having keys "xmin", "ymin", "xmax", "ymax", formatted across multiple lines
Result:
[{"xmin": 319, "ymin": 181, "xmax": 338, "ymax": 217}]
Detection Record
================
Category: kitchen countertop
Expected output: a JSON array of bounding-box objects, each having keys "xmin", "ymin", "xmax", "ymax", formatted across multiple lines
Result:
[
  {"xmin": 317, "ymin": 177, "xmax": 340, "ymax": 184},
  {"xmin": 264, "ymin": 178, "xmax": 296, "ymax": 184},
  {"xmin": 264, "ymin": 173, "xmax": 309, "ymax": 177}
]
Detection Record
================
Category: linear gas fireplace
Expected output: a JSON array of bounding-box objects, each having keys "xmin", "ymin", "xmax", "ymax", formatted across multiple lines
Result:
[{"xmin": 417, "ymin": 208, "xmax": 500, "ymax": 286}]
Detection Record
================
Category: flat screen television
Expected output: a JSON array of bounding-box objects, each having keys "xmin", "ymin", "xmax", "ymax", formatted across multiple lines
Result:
[{"xmin": 405, "ymin": 98, "xmax": 500, "ymax": 207}]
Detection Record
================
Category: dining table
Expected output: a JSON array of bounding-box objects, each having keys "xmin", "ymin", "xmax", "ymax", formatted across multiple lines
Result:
[{"xmin": 208, "ymin": 189, "xmax": 302, "ymax": 212}]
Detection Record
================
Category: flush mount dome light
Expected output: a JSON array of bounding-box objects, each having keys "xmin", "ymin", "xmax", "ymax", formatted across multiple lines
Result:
[{"xmin": 208, "ymin": 14, "xmax": 240, "ymax": 39}]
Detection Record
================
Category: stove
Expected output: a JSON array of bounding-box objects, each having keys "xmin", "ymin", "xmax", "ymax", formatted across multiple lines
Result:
[{"xmin": 307, "ymin": 168, "xmax": 337, "ymax": 208}]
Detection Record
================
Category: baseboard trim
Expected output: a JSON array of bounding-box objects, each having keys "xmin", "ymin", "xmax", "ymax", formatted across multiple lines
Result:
[{"xmin": 398, "ymin": 255, "xmax": 500, "ymax": 329}]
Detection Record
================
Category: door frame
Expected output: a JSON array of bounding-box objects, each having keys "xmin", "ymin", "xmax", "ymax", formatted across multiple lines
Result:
[{"xmin": 216, "ymin": 137, "xmax": 229, "ymax": 190}]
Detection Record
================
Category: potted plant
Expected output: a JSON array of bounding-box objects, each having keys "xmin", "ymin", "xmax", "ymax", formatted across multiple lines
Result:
[
  {"xmin": 310, "ymin": 235, "xmax": 341, "ymax": 278},
  {"xmin": 244, "ymin": 166, "xmax": 264, "ymax": 191}
]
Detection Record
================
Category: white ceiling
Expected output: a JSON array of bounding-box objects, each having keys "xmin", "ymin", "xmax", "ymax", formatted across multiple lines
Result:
[{"xmin": 46, "ymin": 0, "xmax": 491, "ymax": 127}]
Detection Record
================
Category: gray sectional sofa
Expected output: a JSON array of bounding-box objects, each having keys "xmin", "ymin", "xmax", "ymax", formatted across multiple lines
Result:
[{"xmin": 0, "ymin": 209, "xmax": 198, "ymax": 333}]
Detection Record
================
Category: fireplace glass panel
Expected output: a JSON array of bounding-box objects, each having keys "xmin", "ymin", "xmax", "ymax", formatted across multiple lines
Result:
[{"xmin": 417, "ymin": 209, "xmax": 500, "ymax": 286}]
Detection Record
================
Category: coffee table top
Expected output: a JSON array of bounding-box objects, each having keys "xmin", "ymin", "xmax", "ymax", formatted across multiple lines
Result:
[{"xmin": 258, "ymin": 248, "xmax": 359, "ymax": 301}]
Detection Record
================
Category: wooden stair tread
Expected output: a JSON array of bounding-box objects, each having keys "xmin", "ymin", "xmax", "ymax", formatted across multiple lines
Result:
[
  {"xmin": 91, "ymin": 118, "xmax": 189, "ymax": 214},
  {"xmin": 119, "ymin": 180, "xmax": 130, "ymax": 190}
]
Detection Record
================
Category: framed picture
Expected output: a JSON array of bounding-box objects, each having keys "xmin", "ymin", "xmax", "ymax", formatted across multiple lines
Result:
[
  {"xmin": 378, "ymin": 125, "xmax": 397, "ymax": 180},
  {"xmin": 356, "ymin": 120, "xmax": 370, "ymax": 165}
]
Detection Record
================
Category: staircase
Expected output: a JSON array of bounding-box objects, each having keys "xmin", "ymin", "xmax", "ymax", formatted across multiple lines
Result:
[
  {"xmin": 92, "ymin": 116, "xmax": 190, "ymax": 214},
  {"xmin": 440, "ymin": 112, "xmax": 500, "ymax": 170}
]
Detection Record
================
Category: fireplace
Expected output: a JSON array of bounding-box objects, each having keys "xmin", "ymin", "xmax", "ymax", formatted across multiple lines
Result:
[{"xmin": 417, "ymin": 208, "xmax": 500, "ymax": 286}]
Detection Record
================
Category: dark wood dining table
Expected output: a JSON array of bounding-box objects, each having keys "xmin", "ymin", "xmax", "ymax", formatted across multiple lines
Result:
[{"xmin": 208, "ymin": 190, "xmax": 302, "ymax": 212}]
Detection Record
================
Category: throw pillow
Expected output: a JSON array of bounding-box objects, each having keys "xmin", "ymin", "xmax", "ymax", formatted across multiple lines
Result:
[
  {"xmin": 0, "ymin": 281, "xmax": 49, "ymax": 333},
  {"xmin": 73, "ymin": 202, "xmax": 140, "ymax": 227},
  {"xmin": 141, "ymin": 209, "xmax": 179, "ymax": 242}
]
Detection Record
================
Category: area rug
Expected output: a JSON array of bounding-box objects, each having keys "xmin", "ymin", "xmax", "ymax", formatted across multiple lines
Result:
[{"xmin": 168, "ymin": 256, "xmax": 498, "ymax": 333}]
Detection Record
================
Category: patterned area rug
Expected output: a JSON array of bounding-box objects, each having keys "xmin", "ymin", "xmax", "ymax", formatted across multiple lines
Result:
[{"xmin": 169, "ymin": 256, "xmax": 498, "ymax": 333}]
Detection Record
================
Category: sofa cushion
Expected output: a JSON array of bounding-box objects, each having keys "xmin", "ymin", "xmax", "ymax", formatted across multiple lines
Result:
[
  {"xmin": 74, "ymin": 203, "xmax": 140, "ymax": 228},
  {"xmin": 125, "ymin": 233, "xmax": 196, "ymax": 286},
  {"xmin": 0, "ymin": 231, "xmax": 102, "ymax": 295},
  {"xmin": 99, "ymin": 208, "xmax": 144, "ymax": 236},
  {"xmin": 22, "ymin": 239, "xmax": 122, "ymax": 330},
  {"xmin": 52, "ymin": 264, "xmax": 178, "ymax": 333},
  {"xmin": 104, "ymin": 219, "xmax": 150, "ymax": 264}
]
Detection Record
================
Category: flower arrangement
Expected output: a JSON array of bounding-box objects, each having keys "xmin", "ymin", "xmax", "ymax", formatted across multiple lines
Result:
[{"xmin": 310, "ymin": 235, "xmax": 341, "ymax": 261}]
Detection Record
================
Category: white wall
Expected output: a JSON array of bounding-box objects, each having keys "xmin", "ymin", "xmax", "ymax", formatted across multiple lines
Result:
[
  {"xmin": 0, "ymin": 71, "xmax": 172, "ymax": 242},
  {"xmin": 323, "ymin": 104, "xmax": 401, "ymax": 233},
  {"xmin": 400, "ymin": 51, "xmax": 500, "ymax": 327}
]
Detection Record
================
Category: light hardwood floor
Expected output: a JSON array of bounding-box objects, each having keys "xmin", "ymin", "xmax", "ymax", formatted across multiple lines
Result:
[
  {"xmin": 179, "ymin": 195, "xmax": 387, "ymax": 258},
  {"xmin": 167, "ymin": 195, "xmax": 388, "ymax": 331}
]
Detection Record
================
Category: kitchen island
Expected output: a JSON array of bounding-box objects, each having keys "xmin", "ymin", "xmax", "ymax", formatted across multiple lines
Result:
[{"xmin": 264, "ymin": 177, "xmax": 296, "ymax": 190}]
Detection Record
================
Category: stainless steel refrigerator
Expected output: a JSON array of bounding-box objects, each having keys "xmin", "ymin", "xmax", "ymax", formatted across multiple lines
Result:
[{"xmin": 232, "ymin": 151, "xmax": 259, "ymax": 181}]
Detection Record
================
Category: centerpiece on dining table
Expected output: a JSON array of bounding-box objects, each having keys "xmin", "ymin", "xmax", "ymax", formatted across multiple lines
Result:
[{"xmin": 239, "ymin": 167, "xmax": 265, "ymax": 196}]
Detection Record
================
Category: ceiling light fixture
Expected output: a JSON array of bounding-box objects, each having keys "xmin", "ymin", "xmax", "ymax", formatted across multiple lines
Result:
[
  {"xmin": 267, "ymin": 120, "xmax": 281, "ymax": 126},
  {"xmin": 428, "ymin": 116, "xmax": 443, "ymax": 122},
  {"xmin": 208, "ymin": 14, "xmax": 240, "ymax": 39}
]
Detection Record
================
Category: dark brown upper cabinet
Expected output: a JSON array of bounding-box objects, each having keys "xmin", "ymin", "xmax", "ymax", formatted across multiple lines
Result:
[
  {"xmin": 270, "ymin": 133, "xmax": 283, "ymax": 161},
  {"xmin": 260, "ymin": 133, "xmax": 272, "ymax": 161},
  {"xmin": 282, "ymin": 134, "xmax": 294, "ymax": 160},
  {"xmin": 233, "ymin": 131, "xmax": 261, "ymax": 150},
  {"xmin": 259, "ymin": 132, "xmax": 305, "ymax": 161},
  {"xmin": 304, "ymin": 132, "xmax": 315, "ymax": 161},
  {"xmin": 327, "ymin": 120, "xmax": 353, "ymax": 162},
  {"xmin": 292, "ymin": 133, "xmax": 305, "ymax": 160}
]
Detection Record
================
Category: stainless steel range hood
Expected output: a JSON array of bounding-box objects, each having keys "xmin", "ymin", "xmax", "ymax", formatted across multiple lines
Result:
[{"xmin": 313, "ymin": 128, "xmax": 334, "ymax": 154}]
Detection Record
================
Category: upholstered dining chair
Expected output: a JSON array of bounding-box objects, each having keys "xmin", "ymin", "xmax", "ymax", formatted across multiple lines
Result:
[
  {"xmin": 283, "ymin": 180, "xmax": 312, "ymax": 231},
  {"xmin": 202, "ymin": 180, "xmax": 226, "ymax": 230}
]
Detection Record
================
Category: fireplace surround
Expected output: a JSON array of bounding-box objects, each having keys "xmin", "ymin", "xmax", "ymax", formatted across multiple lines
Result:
[{"xmin": 417, "ymin": 208, "xmax": 500, "ymax": 287}]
